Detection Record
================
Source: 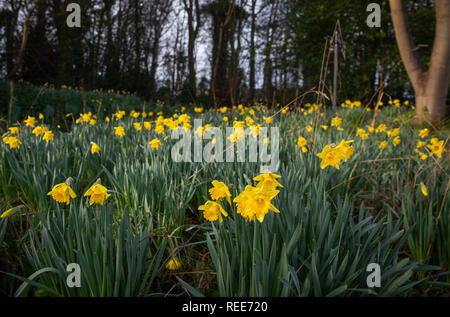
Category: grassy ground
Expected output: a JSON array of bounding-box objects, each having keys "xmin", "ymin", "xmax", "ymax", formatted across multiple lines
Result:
[{"xmin": 0, "ymin": 86, "xmax": 449, "ymax": 297}]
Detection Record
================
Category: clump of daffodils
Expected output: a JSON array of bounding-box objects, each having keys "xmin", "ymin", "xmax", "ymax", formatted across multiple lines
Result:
[
  {"xmin": 32, "ymin": 125, "xmax": 48, "ymax": 136},
  {"xmin": 199, "ymin": 173, "xmax": 283, "ymax": 224},
  {"xmin": 316, "ymin": 140, "xmax": 355, "ymax": 170},
  {"xmin": 2, "ymin": 136, "xmax": 22, "ymax": 149},
  {"xmin": 48, "ymin": 178, "xmax": 111, "ymax": 206}
]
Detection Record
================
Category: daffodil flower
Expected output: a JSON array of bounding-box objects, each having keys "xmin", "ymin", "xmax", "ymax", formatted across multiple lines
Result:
[{"xmin": 48, "ymin": 179, "xmax": 77, "ymax": 204}]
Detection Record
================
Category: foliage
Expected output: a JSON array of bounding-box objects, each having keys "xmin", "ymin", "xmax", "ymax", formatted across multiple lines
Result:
[{"xmin": 0, "ymin": 96, "xmax": 449, "ymax": 296}]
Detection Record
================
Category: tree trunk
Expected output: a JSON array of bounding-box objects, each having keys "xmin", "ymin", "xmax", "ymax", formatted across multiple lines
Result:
[
  {"xmin": 210, "ymin": 1, "xmax": 234, "ymax": 106},
  {"xmin": 262, "ymin": 0, "xmax": 278, "ymax": 105},
  {"xmin": 183, "ymin": 0, "xmax": 200, "ymax": 97},
  {"xmin": 389, "ymin": 0, "xmax": 450, "ymax": 125},
  {"xmin": 249, "ymin": 0, "xmax": 256, "ymax": 104},
  {"xmin": 6, "ymin": 0, "xmax": 39, "ymax": 80}
]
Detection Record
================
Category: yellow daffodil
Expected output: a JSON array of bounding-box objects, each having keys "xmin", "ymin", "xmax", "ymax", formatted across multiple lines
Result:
[
  {"xmin": 0, "ymin": 205, "xmax": 24, "ymax": 218},
  {"xmin": 297, "ymin": 137, "xmax": 307, "ymax": 148},
  {"xmin": 24, "ymin": 116, "xmax": 36, "ymax": 127},
  {"xmin": 144, "ymin": 122, "xmax": 152, "ymax": 131},
  {"xmin": 42, "ymin": 131, "xmax": 54, "ymax": 142},
  {"xmin": 155, "ymin": 125, "xmax": 165, "ymax": 135},
  {"xmin": 316, "ymin": 141, "xmax": 353, "ymax": 170},
  {"xmin": 114, "ymin": 126, "xmax": 125, "ymax": 137},
  {"xmin": 48, "ymin": 179, "xmax": 77, "ymax": 204},
  {"xmin": 427, "ymin": 140, "xmax": 444, "ymax": 158},
  {"xmin": 196, "ymin": 126, "xmax": 207, "ymax": 137},
  {"xmin": 166, "ymin": 258, "xmax": 182, "ymax": 271},
  {"xmin": 115, "ymin": 111, "xmax": 126, "ymax": 120},
  {"xmin": 178, "ymin": 114, "xmax": 190, "ymax": 124},
  {"xmin": 331, "ymin": 117, "xmax": 342, "ymax": 128},
  {"xmin": 1, "ymin": 207, "xmax": 16, "ymax": 218},
  {"xmin": 356, "ymin": 128, "xmax": 368, "ymax": 140},
  {"xmin": 379, "ymin": 141, "xmax": 388, "ymax": 149},
  {"xmin": 80, "ymin": 113, "xmax": 91, "ymax": 123},
  {"xmin": 183, "ymin": 122, "xmax": 192, "ymax": 130},
  {"xmin": 2, "ymin": 136, "xmax": 21, "ymax": 149},
  {"xmin": 420, "ymin": 183, "xmax": 428, "ymax": 196},
  {"xmin": 233, "ymin": 186, "xmax": 280, "ymax": 223},
  {"xmin": 9, "ymin": 127, "xmax": 19, "ymax": 135},
  {"xmin": 84, "ymin": 183, "xmax": 110, "ymax": 205},
  {"xmin": 335, "ymin": 140, "xmax": 354, "ymax": 162},
  {"xmin": 91, "ymin": 142, "xmax": 100, "ymax": 154},
  {"xmin": 419, "ymin": 128, "xmax": 429, "ymax": 138},
  {"xmin": 376, "ymin": 124, "xmax": 387, "ymax": 133},
  {"xmin": 149, "ymin": 139, "xmax": 162, "ymax": 149},
  {"xmin": 254, "ymin": 173, "xmax": 283, "ymax": 191},
  {"xmin": 32, "ymin": 126, "xmax": 45, "ymax": 136},
  {"xmin": 209, "ymin": 181, "xmax": 232, "ymax": 205},
  {"xmin": 317, "ymin": 145, "xmax": 342, "ymax": 169},
  {"xmin": 391, "ymin": 128, "xmax": 400, "ymax": 137},
  {"xmin": 249, "ymin": 125, "xmax": 261, "ymax": 137},
  {"xmin": 198, "ymin": 201, "xmax": 228, "ymax": 223}
]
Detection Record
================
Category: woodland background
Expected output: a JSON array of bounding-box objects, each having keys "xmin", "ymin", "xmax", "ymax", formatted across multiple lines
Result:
[{"xmin": 0, "ymin": 0, "xmax": 441, "ymax": 107}]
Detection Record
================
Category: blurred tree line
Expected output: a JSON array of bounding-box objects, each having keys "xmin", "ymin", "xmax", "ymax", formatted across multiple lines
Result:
[{"xmin": 0, "ymin": 0, "xmax": 436, "ymax": 107}]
